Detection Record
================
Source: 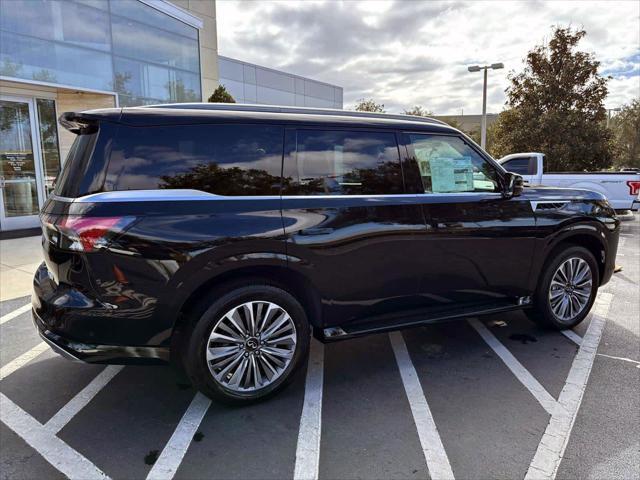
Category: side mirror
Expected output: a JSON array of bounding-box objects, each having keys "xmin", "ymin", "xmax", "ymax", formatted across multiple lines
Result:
[{"xmin": 502, "ymin": 172, "xmax": 524, "ymax": 198}]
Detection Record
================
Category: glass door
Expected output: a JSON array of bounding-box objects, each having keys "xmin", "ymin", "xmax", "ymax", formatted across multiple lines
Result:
[{"xmin": 0, "ymin": 96, "xmax": 45, "ymax": 231}]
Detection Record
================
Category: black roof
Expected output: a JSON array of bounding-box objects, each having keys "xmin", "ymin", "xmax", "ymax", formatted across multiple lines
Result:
[{"xmin": 61, "ymin": 103, "xmax": 457, "ymax": 133}]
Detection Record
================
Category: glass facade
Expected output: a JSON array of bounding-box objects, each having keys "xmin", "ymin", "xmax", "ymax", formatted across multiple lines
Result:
[
  {"xmin": 36, "ymin": 98, "xmax": 62, "ymax": 195},
  {"xmin": 218, "ymin": 56, "xmax": 343, "ymax": 109},
  {"xmin": 0, "ymin": 0, "xmax": 202, "ymax": 106}
]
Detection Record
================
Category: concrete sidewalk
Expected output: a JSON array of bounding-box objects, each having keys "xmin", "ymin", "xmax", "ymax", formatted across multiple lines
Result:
[{"xmin": 0, "ymin": 236, "xmax": 42, "ymax": 302}]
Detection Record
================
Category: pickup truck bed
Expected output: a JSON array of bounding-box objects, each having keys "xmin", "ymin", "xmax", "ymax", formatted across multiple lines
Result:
[{"xmin": 499, "ymin": 153, "xmax": 640, "ymax": 212}]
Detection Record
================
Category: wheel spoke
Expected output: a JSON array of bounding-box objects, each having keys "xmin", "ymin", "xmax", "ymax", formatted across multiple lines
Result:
[
  {"xmin": 574, "ymin": 288, "xmax": 590, "ymax": 299},
  {"xmin": 549, "ymin": 288, "xmax": 564, "ymax": 300},
  {"xmin": 259, "ymin": 353, "xmax": 278, "ymax": 380},
  {"xmin": 214, "ymin": 351, "xmax": 244, "ymax": 380},
  {"xmin": 250, "ymin": 355, "xmax": 263, "ymax": 388},
  {"xmin": 225, "ymin": 310, "xmax": 248, "ymax": 338},
  {"xmin": 262, "ymin": 313, "xmax": 291, "ymax": 340},
  {"xmin": 265, "ymin": 332, "xmax": 297, "ymax": 345},
  {"xmin": 257, "ymin": 303, "xmax": 275, "ymax": 333},
  {"xmin": 210, "ymin": 332, "xmax": 244, "ymax": 345},
  {"xmin": 207, "ymin": 345, "xmax": 239, "ymax": 362},
  {"xmin": 244, "ymin": 302, "xmax": 256, "ymax": 336},
  {"xmin": 261, "ymin": 346, "xmax": 294, "ymax": 359},
  {"xmin": 228, "ymin": 356, "xmax": 249, "ymax": 388}
]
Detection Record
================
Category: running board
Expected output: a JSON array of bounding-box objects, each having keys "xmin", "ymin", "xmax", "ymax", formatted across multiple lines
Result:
[{"xmin": 314, "ymin": 297, "xmax": 532, "ymax": 343}]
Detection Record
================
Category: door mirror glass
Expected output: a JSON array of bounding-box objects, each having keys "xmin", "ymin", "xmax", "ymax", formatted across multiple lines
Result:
[{"xmin": 503, "ymin": 172, "xmax": 524, "ymax": 198}]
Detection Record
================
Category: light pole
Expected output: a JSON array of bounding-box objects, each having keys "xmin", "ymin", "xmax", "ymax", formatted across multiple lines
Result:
[{"xmin": 468, "ymin": 63, "xmax": 504, "ymax": 149}]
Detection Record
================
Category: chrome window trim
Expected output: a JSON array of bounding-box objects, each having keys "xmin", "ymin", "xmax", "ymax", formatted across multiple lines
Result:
[{"xmin": 62, "ymin": 190, "xmax": 506, "ymax": 203}]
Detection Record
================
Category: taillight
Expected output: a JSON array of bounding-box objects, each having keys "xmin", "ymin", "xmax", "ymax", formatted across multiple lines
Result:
[
  {"xmin": 49, "ymin": 216, "xmax": 136, "ymax": 252},
  {"xmin": 627, "ymin": 180, "xmax": 640, "ymax": 196}
]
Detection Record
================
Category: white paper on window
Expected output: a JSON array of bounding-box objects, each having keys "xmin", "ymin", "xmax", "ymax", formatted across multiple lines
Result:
[{"xmin": 430, "ymin": 156, "xmax": 474, "ymax": 192}]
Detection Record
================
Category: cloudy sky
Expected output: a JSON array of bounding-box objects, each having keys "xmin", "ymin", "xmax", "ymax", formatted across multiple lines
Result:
[{"xmin": 216, "ymin": 0, "xmax": 639, "ymax": 114}]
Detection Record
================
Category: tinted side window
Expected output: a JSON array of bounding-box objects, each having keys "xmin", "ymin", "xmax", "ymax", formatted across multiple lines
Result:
[
  {"xmin": 284, "ymin": 130, "xmax": 403, "ymax": 195},
  {"xmin": 502, "ymin": 157, "xmax": 531, "ymax": 175},
  {"xmin": 54, "ymin": 131, "xmax": 98, "ymax": 197},
  {"xmin": 105, "ymin": 124, "xmax": 284, "ymax": 195},
  {"xmin": 407, "ymin": 134, "xmax": 499, "ymax": 193}
]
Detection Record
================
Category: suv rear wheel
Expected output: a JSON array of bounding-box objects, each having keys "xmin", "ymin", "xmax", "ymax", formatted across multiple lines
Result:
[
  {"xmin": 184, "ymin": 284, "xmax": 310, "ymax": 404},
  {"xmin": 527, "ymin": 246, "xmax": 599, "ymax": 329}
]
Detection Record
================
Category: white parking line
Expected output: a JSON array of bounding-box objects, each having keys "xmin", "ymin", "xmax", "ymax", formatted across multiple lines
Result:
[
  {"xmin": 468, "ymin": 319, "xmax": 559, "ymax": 415},
  {"xmin": 389, "ymin": 331, "xmax": 455, "ymax": 480},
  {"xmin": 146, "ymin": 392, "xmax": 212, "ymax": 480},
  {"xmin": 596, "ymin": 353, "xmax": 640, "ymax": 368},
  {"xmin": 294, "ymin": 339, "xmax": 325, "ymax": 480},
  {"xmin": 526, "ymin": 292, "xmax": 613, "ymax": 480},
  {"xmin": 560, "ymin": 329, "xmax": 583, "ymax": 346},
  {"xmin": 45, "ymin": 365, "xmax": 125, "ymax": 434},
  {"xmin": 0, "ymin": 342, "xmax": 49, "ymax": 381},
  {"xmin": 0, "ymin": 393, "xmax": 110, "ymax": 480},
  {"xmin": 0, "ymin": 303, "xmax": 31, "ymax": 325}
]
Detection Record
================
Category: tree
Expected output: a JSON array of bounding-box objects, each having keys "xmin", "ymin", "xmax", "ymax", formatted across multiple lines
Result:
[
  {"xmin": 208, "ymin": 85, "xmax": 235, "ymax": 103},
  {"xmin": 404, "ymin": 105, "xmax": 432, "ymax": 117},
  {"xmin": 167, "ymin": 79, "xmax": 199, "ymax": 103},
  {"xmin": 610, "ymin": 99, "xmax": 640, "ymax": 169},
  {"xmin": 353, "ymin": 98, "xmax": 385, "ymax": 112},
  {"xmin": 491, "ymin": 27, "xmax": 615, "ymax": 171}
]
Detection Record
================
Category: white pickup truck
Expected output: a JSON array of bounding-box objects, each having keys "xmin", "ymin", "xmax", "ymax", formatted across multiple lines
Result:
[{"xmin": 498, "ymin": 152, "xmax": 640, "ymax": 213}]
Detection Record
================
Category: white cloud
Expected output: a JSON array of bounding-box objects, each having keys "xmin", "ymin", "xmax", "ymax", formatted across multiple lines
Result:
[{"xmin": 216, "ymin": 0, "xmax": 640, "ymax": 114}]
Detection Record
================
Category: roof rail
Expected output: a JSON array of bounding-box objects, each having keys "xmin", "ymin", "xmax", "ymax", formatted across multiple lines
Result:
[{"xmin": 140, "ymin": 102, "xmax": 448, "ymax": 126}]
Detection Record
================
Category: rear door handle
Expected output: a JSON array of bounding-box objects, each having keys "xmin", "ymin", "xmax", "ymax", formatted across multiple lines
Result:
[{"xmin": 299, "ymin": 227, "xmax": 334, "ymax": 235}]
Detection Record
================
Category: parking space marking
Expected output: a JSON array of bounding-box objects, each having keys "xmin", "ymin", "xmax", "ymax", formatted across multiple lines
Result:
[
  {"xmin": 146, "ymin": 392, "xmax": 211, "ymax": 480},
  {"xmin": 294, "ymin": 339, "xmax": 325, "ymax": 480},
  {"xmin": 389, "ymin": 331, "xmax": 455, "ymax": 480},
  {"xmin": 0, "ymin": 393, "xmax": 109, "ymax": 480},
  {"xmin": 560, "ymin": 329, "xmax": 583, "ymax": 346},
  {"xmin": 0, "ymin": 342, "xmax": 49, "ymax": 381},
  {"xmin": 468, "ymin": 319, "xmax": 558, "ymax": 415},
  {"xmin": 45, "ymin": 365, "xmax": 125, "ymax": 434},
  {"xmin": 0, "ymin": 303, "xmax": 31, "ymax": 325},
  {"xmin": 596, "ymin": 353, "xmax": 640, "ymax": 368},
  {"xmin": 526, "ymin": 292, "xmax": 613, "ymax": 480}
]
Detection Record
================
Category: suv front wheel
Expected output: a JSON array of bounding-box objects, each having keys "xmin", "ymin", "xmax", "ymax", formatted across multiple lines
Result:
[
  {"xmin": 527, "ymin": 245, "xmax": 599, "ymax": 329},
  {"xmin": 184, "ymin": 284, "xmax": 310, "ymax": 404}
]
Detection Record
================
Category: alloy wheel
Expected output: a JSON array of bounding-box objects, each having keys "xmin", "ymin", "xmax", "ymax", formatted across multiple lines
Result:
[
  {"xmin": 548, "ymin": 257, "xmax": 593, "ymax": 322},
  {"xmin": 206, "ymin": 301, "xmax": 297, "ymax": 392}
]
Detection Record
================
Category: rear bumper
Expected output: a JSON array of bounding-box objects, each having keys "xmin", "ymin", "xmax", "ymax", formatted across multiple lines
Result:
[
  {"xmin": 33, "ymin": 309, "xmax": 169, "ymax": 364},
  {"xmin": 32, "ymin": 262, "xmax": 169, "ymax": 365},
  {"xmin": 632, "ymin": 200, "xmax": 640, "ymax": 212}
]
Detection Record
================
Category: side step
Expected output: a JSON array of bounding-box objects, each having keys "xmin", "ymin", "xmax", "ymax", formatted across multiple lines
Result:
[{"xmin": 314, "ymin": 297, "xmax": 531, "ymax": 343}]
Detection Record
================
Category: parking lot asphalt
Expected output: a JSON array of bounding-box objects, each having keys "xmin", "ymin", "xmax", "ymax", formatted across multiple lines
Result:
[{"xmin": 1, "ymin": 215, "xmax": 638, "ymax": 480}]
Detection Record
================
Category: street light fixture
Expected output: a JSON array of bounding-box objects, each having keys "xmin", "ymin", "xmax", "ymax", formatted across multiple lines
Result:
[{"xmin": 467, "ymin": 63, "xmax": 504, "ymax": 149}]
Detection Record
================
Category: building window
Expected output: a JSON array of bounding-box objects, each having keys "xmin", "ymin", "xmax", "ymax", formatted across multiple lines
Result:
[
  {"xmin": 35, "ymin": 98, "xmax": 61, "ymax": 196},
  {"xmin": 0, "ymin": 0, "xmax": 201, "ymax": 105}
]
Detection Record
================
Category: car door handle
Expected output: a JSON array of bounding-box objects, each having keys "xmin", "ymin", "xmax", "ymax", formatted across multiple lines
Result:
[{"xmin": 299, "ymin": 227, "xmax": 334, "ymax": 235}]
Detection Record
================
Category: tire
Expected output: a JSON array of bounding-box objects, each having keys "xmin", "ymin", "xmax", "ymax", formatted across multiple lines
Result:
[
  {"xmin": 526, "ymin": 246, "xmax": 599, "ymax": 329},
  {"xmin": 183, "ymin": 283, "xmax": 310, "ymax": 404}
]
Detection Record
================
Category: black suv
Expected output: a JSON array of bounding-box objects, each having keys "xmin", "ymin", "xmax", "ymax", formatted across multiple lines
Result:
[{"xmin": 33, "ymin": 104, "xmax": 619, "ymax": 403}]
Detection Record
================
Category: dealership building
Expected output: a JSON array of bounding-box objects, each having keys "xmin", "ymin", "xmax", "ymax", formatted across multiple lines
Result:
[{"xmin": 0, "ymin": 0, "xmax": 343, "ymax": 232}]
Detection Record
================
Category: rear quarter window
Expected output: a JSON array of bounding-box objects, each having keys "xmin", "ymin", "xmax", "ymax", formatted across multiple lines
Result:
[
  {"xmin": 104, "ymin": 124, "xmax": 284, "ymax": 196},
  {"xmin": 54, "ymin": 131, "xmax": 98, "ymax": 197},
  {"xmin": 502, "ymin": 157, "xmax": 532, "ymax": 175}
]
